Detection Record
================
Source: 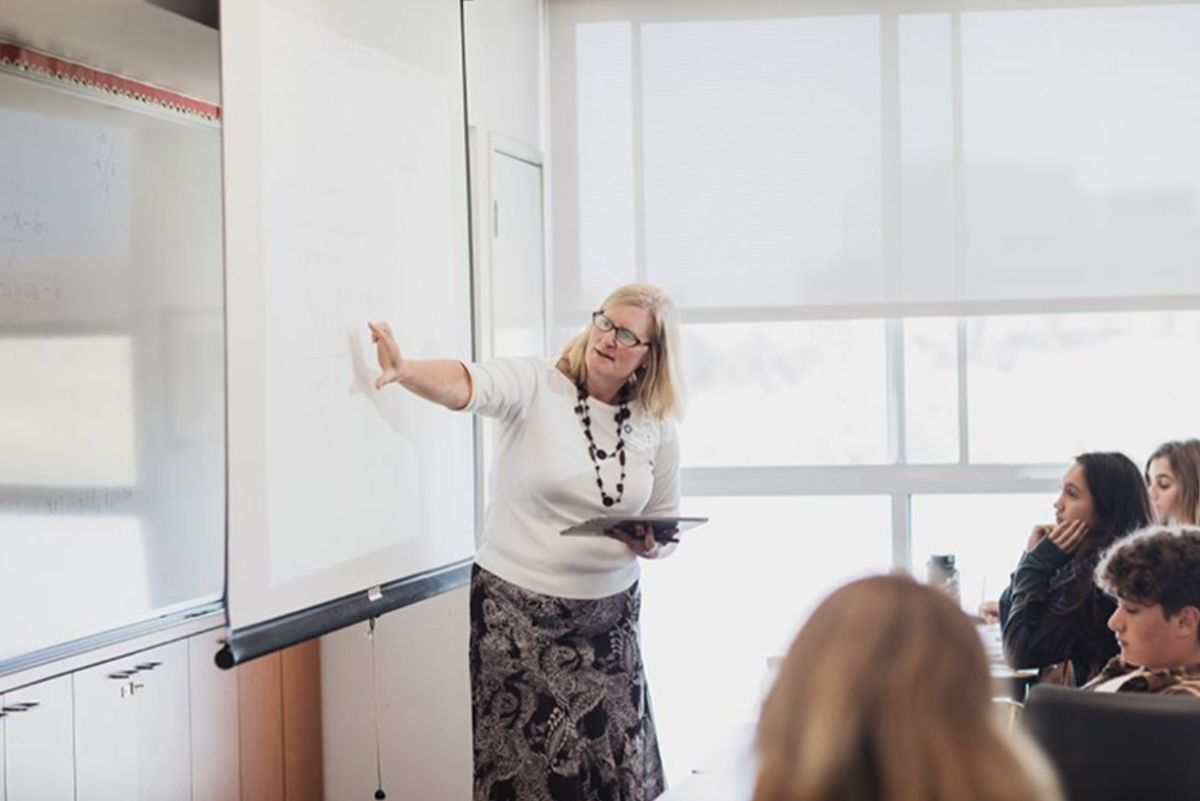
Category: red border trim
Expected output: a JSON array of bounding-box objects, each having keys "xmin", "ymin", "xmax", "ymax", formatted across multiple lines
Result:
[{"xmin": 0, "ymin": 42, "xmax": 220, "ymax": 121}]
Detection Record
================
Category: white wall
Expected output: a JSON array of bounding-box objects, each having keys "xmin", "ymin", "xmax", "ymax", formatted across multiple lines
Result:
[{"xmin": 321, "ymin": 2, "xmax": 545, "ymax": 799}]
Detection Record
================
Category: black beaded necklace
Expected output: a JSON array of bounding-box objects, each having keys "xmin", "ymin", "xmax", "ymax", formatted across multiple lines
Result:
[{"xmin": 575, "ymin": 380, "xmax": 633, "ymax": 507}]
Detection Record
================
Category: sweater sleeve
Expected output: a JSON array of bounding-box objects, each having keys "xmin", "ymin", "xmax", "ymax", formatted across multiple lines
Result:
[
  {"xmin": 1001, "ymin": 536, "xmax": 1079, "ymax": 670},
  {"xmin": 460, "ymin": 357, "xmax": 542, "ymax": 422},
  {"xmin": 642, "ymin": 419, "xmax": 681, "ymax": 518},
  {"xmin": 639, "ymin": 419, "xmax": 682, "ymax": 560}
]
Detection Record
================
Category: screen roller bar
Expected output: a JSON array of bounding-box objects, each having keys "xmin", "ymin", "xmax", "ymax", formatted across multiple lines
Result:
[{"xmin": 215, "ymin": 559, "xmax": 472, "ymax": 669}]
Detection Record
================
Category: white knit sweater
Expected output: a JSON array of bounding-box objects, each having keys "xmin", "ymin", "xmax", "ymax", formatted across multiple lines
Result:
[{"xmin": 462, "ymin": 357, "xmax": 680, "ymax": 599}]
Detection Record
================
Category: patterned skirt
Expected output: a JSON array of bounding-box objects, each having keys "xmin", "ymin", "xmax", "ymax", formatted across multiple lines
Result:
[{"xmin": 470, "ymin": 565, "xmax": 666, "ymax": 801}]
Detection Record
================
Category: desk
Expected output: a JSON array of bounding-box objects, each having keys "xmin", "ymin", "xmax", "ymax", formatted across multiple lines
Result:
[{"xmin": 980, "ymin": 623, "xmax": 1040, "ymax": 701}]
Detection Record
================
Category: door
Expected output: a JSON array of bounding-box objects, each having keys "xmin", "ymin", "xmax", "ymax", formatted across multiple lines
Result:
[
  {"xmin": 489, "ymin": 147, "xmax": 546, "ymax": 359},
  {"xmin": 480, "ymin": 144, "xmax": 546, "ymax": 508}
]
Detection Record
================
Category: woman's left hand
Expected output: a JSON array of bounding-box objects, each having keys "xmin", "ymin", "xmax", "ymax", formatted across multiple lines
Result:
[
  {"xmin": 607, "ymin": 523, "xmax": 660, "ymax": 556},
  {"xmin": 1046, "ymin": 519, "xmax": 1089, "ymax": 555}
]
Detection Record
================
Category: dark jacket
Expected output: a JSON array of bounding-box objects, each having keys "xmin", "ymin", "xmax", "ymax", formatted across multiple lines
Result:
[{"xmin": 998, "ymin": 537, "xmax": 1119, "ymax": 686}]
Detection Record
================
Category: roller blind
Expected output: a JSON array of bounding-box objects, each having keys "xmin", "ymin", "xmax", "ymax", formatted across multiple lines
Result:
[{"xmin": 549, "ymin": 0, "xmax": 1200, "ymax": 318}]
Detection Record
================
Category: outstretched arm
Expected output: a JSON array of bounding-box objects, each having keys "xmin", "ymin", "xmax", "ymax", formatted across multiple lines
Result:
[{"xmin": 369, "ymin": 320, "xmax": 472, "ymax": 411}]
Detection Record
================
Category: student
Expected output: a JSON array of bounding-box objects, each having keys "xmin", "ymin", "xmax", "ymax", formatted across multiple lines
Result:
[
  {"xmin": 370, "ymin": 283, "xmax": 684, "ymax": 801},
  {"xmin": 1144, "ymin": 439, "xmax": 1200, "ymax": 525},
  {"xmin": 999, "ymin": 453, "xmax": 1153, "ymax": 686},
  {"xmin": 1083, "ymin": 526, "xmax": 1200, "ymax": 696},
  {"xmin": 752, "ymin": 575, "xmax": 1062, "ymax": 801}
]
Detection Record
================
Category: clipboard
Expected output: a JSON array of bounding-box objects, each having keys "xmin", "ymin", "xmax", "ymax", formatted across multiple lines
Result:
[{"xmin": 560, "ymin": 515, "xmax": 709, "ymax": 544}]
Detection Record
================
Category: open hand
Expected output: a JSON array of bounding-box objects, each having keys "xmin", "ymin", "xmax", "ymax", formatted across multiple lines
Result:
[
  {"xmin": 1046, "ymin": 519, "xmax": 1089, "ymax": 555},
  {"xmin": 368, "ymin": 321, "xmax": 404, "ymax": 390}
]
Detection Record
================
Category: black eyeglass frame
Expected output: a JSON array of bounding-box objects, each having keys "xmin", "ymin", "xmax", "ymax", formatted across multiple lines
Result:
[{"xmin": 591, "ymin": 311, "xmax": 653, "ymax": 349}]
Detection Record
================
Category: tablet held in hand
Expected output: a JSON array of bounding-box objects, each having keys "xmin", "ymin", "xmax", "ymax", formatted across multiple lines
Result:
[{"xmin": 560, "ymin": 516, "xmax": 708, "ymax": 544}]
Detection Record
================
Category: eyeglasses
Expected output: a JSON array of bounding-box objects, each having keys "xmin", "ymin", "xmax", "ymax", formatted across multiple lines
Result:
[{"xmin": 592, "ymin": 311, "xmax": 652, "ymax": 348}]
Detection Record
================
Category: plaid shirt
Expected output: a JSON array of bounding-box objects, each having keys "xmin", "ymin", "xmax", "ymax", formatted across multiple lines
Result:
[{"xmin": 1082, "ymin": 657, "xmax": 1200, "ymax": 697}]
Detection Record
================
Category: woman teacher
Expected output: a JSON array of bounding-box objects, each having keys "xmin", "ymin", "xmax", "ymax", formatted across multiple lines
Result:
[{"xmin": 370, "ymin": 283, "xmax": 685, "ymax": 801}]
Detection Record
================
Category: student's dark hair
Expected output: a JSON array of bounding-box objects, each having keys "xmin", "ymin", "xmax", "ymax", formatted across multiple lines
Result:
[
  {"xmin": 1077, "ymin": 453, "xmax": 1154, "ymax": 549},
  {"xmin": 1056, "ymin": 452, "xmax": 1153, "ymax": 613},
  {"xmin": 1096, "ymin": 526, "xmax": 1200, "ymax": 628}
]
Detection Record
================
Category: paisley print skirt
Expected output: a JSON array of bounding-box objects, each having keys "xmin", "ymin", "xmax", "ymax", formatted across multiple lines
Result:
[{"xmin": 470, "ymin": 565, "xmax": 666, "ymax": 801}]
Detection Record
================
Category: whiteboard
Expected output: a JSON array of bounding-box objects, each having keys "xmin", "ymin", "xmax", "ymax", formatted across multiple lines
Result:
[
  {"xmin": 0, "ymin": 67, "xmax": 225, "ymax": 669},
  {"xmin": 221, "ymin": 0, "xmax": 476, "ymax": 634}
]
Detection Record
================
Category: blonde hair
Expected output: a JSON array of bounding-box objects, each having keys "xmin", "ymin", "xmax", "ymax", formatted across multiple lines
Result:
[
  {"xmin": 557, "ymin": 283, "xmax": 685, "ymax": 420},
  {"xmin": 753, "ymin": 576, "xmax": 1050, "ymax": 801},
  {"xmin": 1146, "ymin": 440, "xmax": 1200, "ymax": 525}
]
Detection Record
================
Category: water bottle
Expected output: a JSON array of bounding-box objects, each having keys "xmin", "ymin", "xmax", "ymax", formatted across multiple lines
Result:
[{"xmin": 927, "ymin": 554, "xmax": 962, "ymax": 608}]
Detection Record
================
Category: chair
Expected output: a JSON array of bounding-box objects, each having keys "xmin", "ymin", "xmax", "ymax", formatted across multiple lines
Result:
[{"xmin": 1020, "ymin": 684, "xmax": 1200, "ymax": 801}]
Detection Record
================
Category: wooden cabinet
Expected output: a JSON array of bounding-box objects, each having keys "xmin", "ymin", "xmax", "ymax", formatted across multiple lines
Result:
[
  {"xmin": 2, "ymin": 675, "xmax": 75, "ymax": 801},
  {"xmin": 236, "ymin": 640, "xmax": 324, "ymax": 801},
  {"xmin": 74, "ymin": 640, "xmax": 191, "ymax": 801}
]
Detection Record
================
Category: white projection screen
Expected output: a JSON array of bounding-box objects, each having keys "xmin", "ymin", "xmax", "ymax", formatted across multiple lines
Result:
[{"xmin": 221, "ymin": 0, "xmax": 476, "ymax": 650}]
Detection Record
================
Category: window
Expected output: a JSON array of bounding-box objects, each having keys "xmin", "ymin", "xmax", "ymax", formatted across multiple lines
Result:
[
  {"xmin": 680, "ymin": 320, "xmax": 888, "ymax": 466},
  {"xmin": 550, "ymin": 0, "xmax": 1200, "ymax": 784}
]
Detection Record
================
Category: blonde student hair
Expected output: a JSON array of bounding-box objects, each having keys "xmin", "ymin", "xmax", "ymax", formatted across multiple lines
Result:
[
  {"xmin": 753, "ymin": 575, "xmax": 1058, "ymax": 801},
  {"xmin": 1146, "ymin": 439, "xmax": 1200, "ymax": 525},
  {"xmin": 557, "ymin": 283, "xmax": 685, "ymax": 421}
]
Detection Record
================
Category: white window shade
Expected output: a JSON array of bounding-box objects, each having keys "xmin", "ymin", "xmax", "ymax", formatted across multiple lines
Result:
[{"xmin": 549, "ymin": 0, "xmax": 1200, "ymax": 318}]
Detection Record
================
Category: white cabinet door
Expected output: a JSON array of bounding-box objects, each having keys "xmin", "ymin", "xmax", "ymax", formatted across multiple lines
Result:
[
  {"xmin": 189, "ymin": 630, "xmax": 239, "ymax": 801},
  {"xmin": 4, "ymin": 676, "xmax": 75, "ymax": 801},
  {"xmin": 1, "ymin": 692, "xmax": 6, "ymax": 801},
  {"xmin": 134, "ymin": 640, "xmax": 191, "ymax": 801},
  {"xmin": 75, "ymin": 640, "xmax": 193, "ymax": 801},
  {"xmin": 74, "ymin": 656, "xmax": 139, "ymax": 801}
]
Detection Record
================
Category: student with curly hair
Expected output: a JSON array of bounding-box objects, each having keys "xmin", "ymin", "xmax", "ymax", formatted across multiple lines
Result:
[{"xmin": 1084, "ymin": 525, "xmax": 1200, "ymax": 696}]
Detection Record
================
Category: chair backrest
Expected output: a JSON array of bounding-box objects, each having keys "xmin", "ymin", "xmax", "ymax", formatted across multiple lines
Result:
[{"xmin": 1020, "ymin": 684, "xmax": 1200, "ymax": 801}]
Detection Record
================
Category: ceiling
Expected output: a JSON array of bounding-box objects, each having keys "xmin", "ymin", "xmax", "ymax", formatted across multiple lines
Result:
[{"xmin": 0, "ymin": 0, "xmax": 220, "ymax": 103}]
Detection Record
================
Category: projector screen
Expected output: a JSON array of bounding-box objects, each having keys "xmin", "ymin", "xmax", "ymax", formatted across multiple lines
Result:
[{"xmin": 221, "ymin": 0, "xmax": 476, "ymax": 640}]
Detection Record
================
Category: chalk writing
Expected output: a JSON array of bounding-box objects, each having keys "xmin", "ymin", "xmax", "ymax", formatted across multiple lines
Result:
[
  {"xmin": 1, "ymin": 205, "xmax": 46, "ymax": 270},
  {"xmin": 93, "ymin": 132, "xmax": 118, "ymax": 197},
  {"xmin": 0, "ymin": 486, "xmax": 137, "ymax": 516},
  {"xmin": 0, "ymin": 271, "xmax": 62, "ymax": 303}
]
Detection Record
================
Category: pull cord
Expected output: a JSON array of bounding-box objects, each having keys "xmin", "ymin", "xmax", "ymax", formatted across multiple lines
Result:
[{"xmin": 369, "ymin": 617, "xmax": 387, "ymax": 800}]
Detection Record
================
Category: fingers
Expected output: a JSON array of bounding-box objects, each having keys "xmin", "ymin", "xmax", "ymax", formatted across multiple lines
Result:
[
  {"xmin": 1026, "ymin": 524, "xmax": 1053, "ymax": 552},
  {"xmin": 368, "ymin": 320, "xmax": 394, "ymax": 344},
  {"xmin": 1049, "ymin": 520, "xmax": 1089, "ymax": 554}
]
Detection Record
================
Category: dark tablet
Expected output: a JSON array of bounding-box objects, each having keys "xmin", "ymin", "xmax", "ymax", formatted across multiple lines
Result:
[{"xmin": 560, "ymin": 516, "xmax": 708, "ymax": 543}]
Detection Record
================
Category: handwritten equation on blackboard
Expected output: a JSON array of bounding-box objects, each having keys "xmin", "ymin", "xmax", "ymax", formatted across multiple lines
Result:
[
  {"xmin": 0, "ymin": 486, "xmax": 136, "ymax": 516},
  {"xmin": 0, "ymin": 205, "xmax": 62, "ymax": 304}
]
